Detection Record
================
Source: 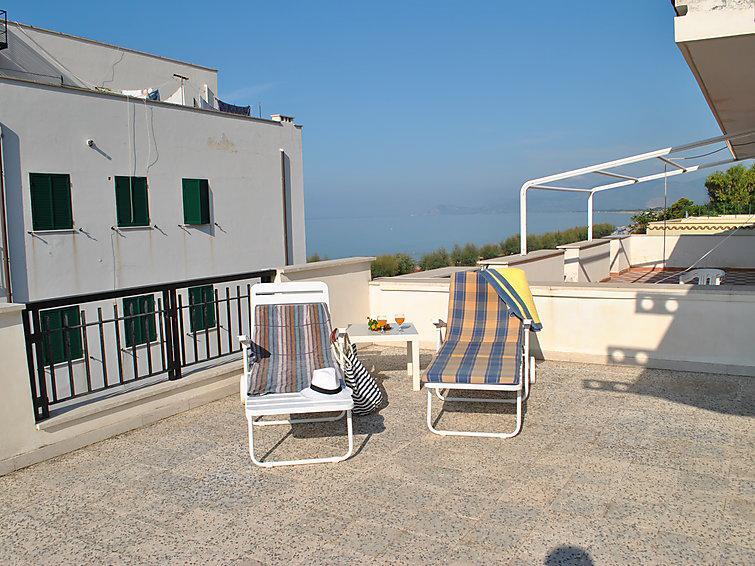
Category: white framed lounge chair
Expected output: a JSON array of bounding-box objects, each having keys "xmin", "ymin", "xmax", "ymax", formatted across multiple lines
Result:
[
  {"xmin": 239, "ymin": 281, "xmax": 354, "ymax": 467},
  {"xmin": 678, "ymin": 268, "xmax": 725, "ymax": 285},
  {"xmin": 423, "ymin": 269, "xmax": 538, "ymax": 439}
]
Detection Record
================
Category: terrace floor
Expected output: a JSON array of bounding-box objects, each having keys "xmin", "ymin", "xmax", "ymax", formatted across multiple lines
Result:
[
  {"xmin": 1, "ymin": 347, "xmax": 753, "ymax": 565},
  {"xmin": 606, "ymin": 267, "xmax": 755, "ymax": 285}
]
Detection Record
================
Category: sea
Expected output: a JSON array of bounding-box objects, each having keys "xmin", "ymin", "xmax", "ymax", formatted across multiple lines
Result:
[{"xmin": 306, "ymin": 210, "xmax": 633, "ymax": 259}]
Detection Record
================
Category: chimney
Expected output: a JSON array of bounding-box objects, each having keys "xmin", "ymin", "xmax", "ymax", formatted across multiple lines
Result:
[{"xmin": 271, "ymin": 114, "xmax": 295, "ymax": 124}]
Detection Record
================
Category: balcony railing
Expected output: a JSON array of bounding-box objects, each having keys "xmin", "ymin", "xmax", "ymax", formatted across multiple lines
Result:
[{"xmin": 23, "ymin": 269, "xmax": 275, "ymax": 421}]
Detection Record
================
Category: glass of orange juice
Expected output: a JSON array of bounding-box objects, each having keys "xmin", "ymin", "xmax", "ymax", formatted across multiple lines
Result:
[
  {"xmin": 395, "ymin": 313, "xmax": 405, "ymax": 332},
  {"xmin": 377, "ymin": 314, "xmax": 387, "ymax": 332}
]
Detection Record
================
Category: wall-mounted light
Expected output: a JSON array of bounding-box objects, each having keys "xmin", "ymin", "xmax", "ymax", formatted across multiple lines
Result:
[{"xmin": 86, "ymin": 138, "xmax": 94, "ymax": 147}]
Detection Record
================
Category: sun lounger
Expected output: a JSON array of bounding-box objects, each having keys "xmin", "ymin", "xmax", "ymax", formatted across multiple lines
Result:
[
  {"xmin": 239, "ymin": 281, "xmax": 354, "ymax": 467},
  {"xmin": 423, "ymin": 269, "xmax": 538, "ymax": 438}
]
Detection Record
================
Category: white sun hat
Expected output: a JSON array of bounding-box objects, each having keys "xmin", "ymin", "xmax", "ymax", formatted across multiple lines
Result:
[{"xmin": 301, "ymin": 367, "xmax": 352, "ymax": 400}]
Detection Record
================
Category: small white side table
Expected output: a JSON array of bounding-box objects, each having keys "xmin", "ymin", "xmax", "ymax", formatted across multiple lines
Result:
[{"xmin": 345, "ymin": 323, "xmax": 421, "ymax": 391}]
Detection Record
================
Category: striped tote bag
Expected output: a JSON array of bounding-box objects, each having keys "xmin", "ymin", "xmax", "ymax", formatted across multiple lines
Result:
[{"xmin": 333, "ymin": 335, "xmax": 383, "ymax": 415}]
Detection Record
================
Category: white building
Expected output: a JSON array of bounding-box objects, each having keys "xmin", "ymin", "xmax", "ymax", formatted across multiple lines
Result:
[
  {"xmin": 0, "ymin": 17, "xmax": 307, "ymax": 417},
  {"xmin": 0, "ymin": 19, "xmax": 306, "ymax": 304}
]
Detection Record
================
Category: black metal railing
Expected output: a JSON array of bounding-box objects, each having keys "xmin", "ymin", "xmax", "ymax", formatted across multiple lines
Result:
[
  {"xmin": 23, "ymin": 269, "xmax": 275, "ymax": 421},
  {"xmin": 0, "ymin": 10, "xmax": 7, "ymax": 51}
]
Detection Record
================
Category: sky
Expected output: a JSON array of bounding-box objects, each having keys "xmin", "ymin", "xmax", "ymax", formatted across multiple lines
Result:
[{"xmin": 5, "ymin": 1, "xmax": 724, "ymax": 217}]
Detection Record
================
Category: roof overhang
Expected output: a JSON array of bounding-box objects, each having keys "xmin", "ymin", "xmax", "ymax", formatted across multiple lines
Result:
[{"xmin": 674, "ymin": 4, "xmax": 755, "ymax": 159}]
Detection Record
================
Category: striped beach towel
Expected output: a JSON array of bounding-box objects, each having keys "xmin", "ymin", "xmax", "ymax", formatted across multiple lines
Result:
[
  {"xmin": 423, "ymin": 271, "xmax": 523, "ymax": 385},
  {"xmin": 247, "ymin": 303, "xmax": 342, "ymax": 396},
  {"xmin": 480, "ymin": 267, "xmax": 542, "ymax": 331}
]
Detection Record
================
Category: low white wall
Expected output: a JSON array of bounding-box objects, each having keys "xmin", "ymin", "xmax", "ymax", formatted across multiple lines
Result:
[
  {"xmin": 558, "ymin": 239, "xmax": 611, "ymax": 283},
  {"xmin": 0, "ymin": 298, "xmax": 243, "ymax": 476},
  {"xmin": 627, "ymin": 234, "xmax": 755, "ymax": 269},
  {"xmin": 0, "ymin": 304, "xmax": 39, "ymax": 462},
  {"xmin": 370, "ymin": 277, "xmax": 755, "ymax": 376},
  {"xmin": 0, "ymin": 256, "xmax": 376, "ymax": 475},
  {"xmin": 369, "ymin": 278, "xmax": 450, "ymax": 348},
  {"xmin": 276, "ymin": 257, "xmax": 374, "ymax": 329},
  {"xmin": 532, "ymin": 283, "xmax": 755, "ymax": 376},
  {"xmin": 479, "ymin": 249, "xmax": 565, "ymax": 283},
  {"xmin": 608, "ymin": 236, "xmax": 631, "ymax": 274}
]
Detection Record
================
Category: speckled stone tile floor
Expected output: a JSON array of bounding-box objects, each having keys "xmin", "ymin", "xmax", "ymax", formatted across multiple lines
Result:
[{"xmin": 1, "ymin": 346, "xmax": 753, "ymax": 565}]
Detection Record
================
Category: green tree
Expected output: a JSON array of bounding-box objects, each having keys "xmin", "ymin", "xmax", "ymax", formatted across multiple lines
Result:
[
  {"xmin": 705, "ymin": 165, "xmax": 755, "ymax": 212},
  {"xmin": 451, "ymin": 243, "xmax": 480, "ymax": 266},
  {"xmin": 419, "ymin": 248, "xmax": 451, "ymax": 271}
]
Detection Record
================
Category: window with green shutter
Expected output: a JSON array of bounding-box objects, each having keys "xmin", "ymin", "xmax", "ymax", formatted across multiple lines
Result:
[
  {"xmin": 29, "ymin": 173, "xmax": 73, "ymax": 231},
  {"xmin": 188, "ymin": 285, "xmax": 216, "ymax": 331},
  {"xmin": 123, "ymin": 295, "xmax": 156, "ymax": 347},
  {"xmin": 182, "ymin": 179, "xmax": 211, "ymax": 225},
  {"xmin": 39, "ymin": 306, "xmax": 83, "ymax": 365},
  {"xmin": 115, "ymin": 176, "xmax": 150, "ymax": 227}
]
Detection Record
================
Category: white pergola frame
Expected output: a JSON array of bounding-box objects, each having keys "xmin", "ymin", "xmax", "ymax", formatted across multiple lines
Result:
[{"xmin": 518, "ymin": 129, "xmax": 755, "ymax": 254}]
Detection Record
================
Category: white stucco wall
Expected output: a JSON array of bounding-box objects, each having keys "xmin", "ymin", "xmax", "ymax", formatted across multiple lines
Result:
[
  {"xmin": 2, "ymin": 22, "xmax": 218, "ymax": 97},
  {"xmin": 479, "ymin": 249, "xmax": 565, "ymax": 283},
  {"xmin": 558, "ymin": 240, "xmax": 611, "ymax": 283},
  {"xmin": 369, "ymin": 277, "xmax": 755, "ymax": 375},
  {"xmin": 608, "ymin": 236, "xmax": 631, "ymax": 274},
  {"xmin": 0, "ymin": 78, "xmax": 306, "ymax": 302},
  {"xmin": 532, "ymin": 282, "xmax": 755, "ymax": 376},
  {"xmin": 626, "ymin": 234, "xmax": 755, "ymax": 269},
  {"xmin": 276, "ymin": 257, "xmax": 375, "ymax": 329}
]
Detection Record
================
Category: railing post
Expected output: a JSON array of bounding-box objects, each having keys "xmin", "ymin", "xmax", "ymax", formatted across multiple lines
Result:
[
  {"xmin": 25, "ymin": 308, "xmax": 50, "ymax": 420},
  {"xmin": 163, "ymin": 289, "xmax": 183, "ymax": 380}
]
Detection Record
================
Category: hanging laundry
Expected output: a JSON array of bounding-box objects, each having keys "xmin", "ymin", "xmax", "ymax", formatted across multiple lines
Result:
[
  {"xmin": 217, "ymin": 98, "xmax": 251, "ymax": 117},
  {"xmin": 121, "ymin": 87, "xmax": 160, "ymax": 101},
  {"xmin": 202, "ymin": 84, "xmax": 218, "ymax": 109},
  {"xmin": 163, "ymin": 85, "xmax": 185, "ymax": 105},
  {"xmin": 199, "ymin": 97, "xmax": 217, "ymax": 111}
]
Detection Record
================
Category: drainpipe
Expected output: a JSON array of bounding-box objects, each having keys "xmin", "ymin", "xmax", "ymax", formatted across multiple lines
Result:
[{"xmin": 0, "ymin": 125, "xmax": 12, "ymax": 302}]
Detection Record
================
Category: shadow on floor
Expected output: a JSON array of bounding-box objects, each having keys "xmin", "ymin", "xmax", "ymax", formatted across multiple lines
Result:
[
  {"xmin": 545, "ymin": 546, "xmax": 594, "ymax": 566},
  {"xmin": 582, "ymin": 367, "xmax": 753, "ymax": 417}
]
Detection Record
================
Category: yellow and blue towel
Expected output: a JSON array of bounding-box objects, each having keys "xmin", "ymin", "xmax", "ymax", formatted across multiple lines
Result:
[{"xmin": 480, "ymin": 267, "xmax": 542, "ymax": 331}]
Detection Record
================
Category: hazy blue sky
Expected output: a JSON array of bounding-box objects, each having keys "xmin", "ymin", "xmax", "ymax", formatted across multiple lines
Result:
[{"xmin": 6, "ymin": 1, "xmax": 722, "ymax": 217}]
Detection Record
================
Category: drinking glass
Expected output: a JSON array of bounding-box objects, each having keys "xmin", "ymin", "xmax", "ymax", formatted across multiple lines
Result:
[
  {"xmin": 377, "ymin": 314, "xmax": 388, "ymax": 332},
  {"xmin": 395, "ymin": 313, "xmax": 405, "ymax": 332}
]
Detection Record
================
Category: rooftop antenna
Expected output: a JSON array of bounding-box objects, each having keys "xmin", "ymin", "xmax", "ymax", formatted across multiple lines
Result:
[{"xmin": 173, "ymin": 73, "xmax": 189, "ymax": 105}]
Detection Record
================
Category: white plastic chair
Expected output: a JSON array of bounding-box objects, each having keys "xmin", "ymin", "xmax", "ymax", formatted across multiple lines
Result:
[
  {"xmin": 238, "ymin": 281, "xmax": 354, "ymax": 467},
  {"xmin": 678, "ymin": 268, "xmax": 725, "ymax": 286}
]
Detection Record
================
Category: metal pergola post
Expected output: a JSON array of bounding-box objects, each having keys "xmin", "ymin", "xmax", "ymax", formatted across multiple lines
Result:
[{"xmin": 517, "ymin": 129, "xmax": 755, "ymax": 255}]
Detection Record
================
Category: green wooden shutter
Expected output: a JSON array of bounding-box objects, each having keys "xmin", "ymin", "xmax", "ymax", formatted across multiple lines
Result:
[
  {"xmin": 40, "ymin": 306, "xmax": 82, "ymax": 364},
  {"xmin": 30, "ymin": 173, "xmax": 55, "ymax": 230},
  {"xmin": 189, "ymin": 285, "xmax": 215, "ymax": 331},
  {"xmin": 182, "ymin": 179, "xmax": 210, "ymax": 225},
  {"xmin": 131, "ymin": 177, "xmax": 149, "ymax": 226},
  {"xmin": 50, "ymin": 174, "xmax": 73, "ymax": 229},
  {"xmin": 182, "ymin": 179, "xmax": 201, "ymax": 224},
  {"xmin": 115, "ymin": 176, "xmax": 132, "ymax": 226},
  {"xmin": 188, "ymin": 286, "xmax": 202, "ymax": 331},
  {"xmin": 123, "ymin": 295, "xmax": 156, "ymax": 346},
  {"xmin": 203, "ymin": 286, "xmax": 216, "ymax": 328},
  {"xmin": 198, "ymin": 180, "xmax": 210, "ymax": 224}
]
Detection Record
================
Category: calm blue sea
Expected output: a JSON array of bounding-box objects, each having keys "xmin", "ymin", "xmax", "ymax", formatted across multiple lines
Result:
[{"xmin": 306, "ymin": 210, "xmax": 633, "ymax": 259}]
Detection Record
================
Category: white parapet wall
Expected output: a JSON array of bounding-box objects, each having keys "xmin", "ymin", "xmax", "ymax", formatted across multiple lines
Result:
[
  {"xmin": 370, "ymin": 276, "xmax": 755, "ymax": 376},
  {"xmin": 607, "ymin": 235, "xmax": 632, "ymax": 274},
  {"xmin": 557, "ymin": 239, "xmax": 611, "ymax": 283},
  {"xmin": 0, "ymin": 257, "xmax": 375, "ymax": 475},
  {"xmin": 276, "ymin": 257, "xmax": 375, "ymax": 329},
  {"xmin": 531, "ymin": 282, "xmax": 755, "ymax": 376},
  {"xmin": 478, "ymin": 249, "xmax": 565, "ymax": 282},
  {"xmin": 369, "ymin": 277, "xmax": 451, "ymax": 348},
  {"xmin": 626, "ymin": 233, "xmax": 755, "ymax": 269},
  {"xmin": 0, "ymin": 298, "xmax": 243, "ymax": 476}
]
